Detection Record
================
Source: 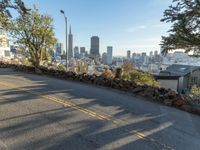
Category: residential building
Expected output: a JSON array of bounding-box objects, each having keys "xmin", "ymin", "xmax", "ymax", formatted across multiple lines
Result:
[
  {"xmin": 156, "ymin": 64, "xmax": 200, "ymax": 93},
  {"xmin": 0, "ymin": 27, "xmax": 10, "ymax": 59}
]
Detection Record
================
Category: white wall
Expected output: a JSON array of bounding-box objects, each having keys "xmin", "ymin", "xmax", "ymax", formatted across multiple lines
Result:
[{"xmin": 158, "ymin": 79, "xmax": 178, "ymax": 92}]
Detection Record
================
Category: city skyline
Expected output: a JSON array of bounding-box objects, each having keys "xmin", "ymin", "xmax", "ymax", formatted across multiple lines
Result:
[{"xmin": 21, "ymin": 0, "xmax": 172, "ymax": 56}]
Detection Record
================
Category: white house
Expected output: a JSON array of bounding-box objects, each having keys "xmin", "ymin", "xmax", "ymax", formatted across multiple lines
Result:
[{"xmin": 0, "ymin": 27, "xmax": 11, "ymax": 60}]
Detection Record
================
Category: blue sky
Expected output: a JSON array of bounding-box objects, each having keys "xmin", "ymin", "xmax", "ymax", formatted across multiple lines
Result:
[{"xmin": 23, "ymin": 0, "xmax": 172, "ymax": 56}]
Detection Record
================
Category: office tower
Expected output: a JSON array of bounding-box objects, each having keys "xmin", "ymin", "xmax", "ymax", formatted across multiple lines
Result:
[
  {"xmin": 102, "ymin": 52, "xmax": 107, "ymax": 65},
  {"xmin": 136, "ymin": 53, "xmax": 141, "ymax": 57},
  {"xmin": 127, "ymin": 50, "xmax": 131, "ymax": 59},
  {"xmin": 107, "ymin": 46, "xmax": 113, "ymax": 65},
  {"xmin": 150, "ymin": 51, "xmax": 153, "ymax": 57},
  {"xmin": 80, "ymin": 47, "xmax": 86, "ymax": 58},
  {"xmin": 56, "ymin": 43, "xmax": 64, "ymax": 55},
  {"xmin": 90, "ymin": 36, "xmax": 99, "ymax": 58},
  {"xmin": 80, "ymin": 47, "xmax": 86, "ymax": 54},
  {"xmin": 68, "ymin": 26, "xmax": 73, "ymax": 60},
  {"xmin": 132, "ymin": 53, "xmax": 137, "ymax": 58},
  {"xmin": 74, "ymin": 46, "xmax": 79, "ymax": 59},
  {"xmin": 142, "ymin": 52, "xmax": 147, "ymax": 57},
  {"xmin": 154, "ymin": 50, "xmax": 158, "ymax": 56}
]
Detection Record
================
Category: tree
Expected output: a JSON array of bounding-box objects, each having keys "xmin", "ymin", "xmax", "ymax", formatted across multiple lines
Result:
[
  {"xmin": 161, "ymin": 0, "xmax": 200, "ymax": 56},
  {"xmin": 9, "ymin": 7, "xmax": 57, "ymax": 67},
  {"xmin": 0, "ymin": 0, "xmax": 30, "ymax": 29}
]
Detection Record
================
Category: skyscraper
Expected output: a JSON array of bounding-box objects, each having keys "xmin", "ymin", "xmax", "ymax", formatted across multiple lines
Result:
[
  {"xmin": 107, "ymin": 46, "xmax": 113, "ymax": 65},
  {"xmin": 68, "ymin": 26, "xmax": 73, "ymax": 60},
  {"xmin": 90, "ymin": 36, "xmax": 99, "ymax": 58},
  {"xmin": 154, "ymin": 50, "xmax": 158, "ymax": 56},
  {"xmin": 142, "ymin": 52, "xmax": 147, "ymax": 57},
  {"xmin": 80, "ymin": 47, "xmax": 86, "ymax": 54},
  {"xmin": 132, "ymin": 53, "xmax": 137, "ymax": 58},
  {"xmin": 74, "ymin": 46, "xmax": 79, "ymax": 59},
  {"xmin": 56, "ymin": 43, "xmax": 64, "ymax": 55},
  {"xmin": 127, "ymin": 50, "xmax": 131, "ymax": 59},
  {"xmin": 150, "ymin": 51, "xmax": 153, "ymax": 57},
  {"xmin": 80, "ymin": 47, "xmax": 86, "ymax": 58},
  {"xmin": 102, "ymin": 52, "xmax": 107, "ymax": 65}
]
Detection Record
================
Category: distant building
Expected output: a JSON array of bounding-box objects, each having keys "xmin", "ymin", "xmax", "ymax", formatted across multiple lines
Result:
[
  {"xmin": 154, "ymin": 50, "xmax": 158, "ymax": 56},
  {"xmin": 102, "ymin": 52, "xmax": 107, "ymax": 65},
  {"xmin": 56, "ymin": 43, "xmax": 64, "ymax": 55},
  {"xmin": 90, "ymin": 36, "xmax": 99, "ymax": 58},
  {"xmin": 80, "ymin": 47, "xmax": 86, "ymax": 54},
  {"xmin": 80, "ymin": 47, "xmax": 86, "ymax": 58},
  {"xmin": 156, "ymin": 64, "xmax": 200, "ymax": 93},
  {"xmin": 107, "ymin": 46, "xmax": 113, "ymax": 65},
  {"xmin": 136, "ymin": 53, "xmax": 141, "ymax": 57},
  {"xmin": 74, "ymin": 46, "xmax": 79, "ymax": 59},
  {"xmin": 127, "ymin": 50, "xmax": 131, "ymax": 59},
  {"xmin": 68, "ymin": 26, "xmax": 73, "ymax": 60},
  {"xmin": 142, "ymin": 52, "xmax": 147, "ymax": 57},
  {"xmin": 132, "ymin": 53, "xmax": 137, "ymax": 58},
  {"xmin": 150, "ymin": 51, "xmax": 153, "ymax": 57},
  {"xmin": 0, "ymin": 27, "xmax": 10, "ymax": 58}
]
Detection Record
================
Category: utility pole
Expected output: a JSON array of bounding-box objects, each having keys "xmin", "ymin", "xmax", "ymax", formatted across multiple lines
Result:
[{"xmin": 60, "ymin": 10, "xmax": 68, "ymax": 69}]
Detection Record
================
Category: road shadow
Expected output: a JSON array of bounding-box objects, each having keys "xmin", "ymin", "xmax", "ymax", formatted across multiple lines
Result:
[{"xmin": 1, "ymin": 68, "xmax": 200, "ymax": 150}]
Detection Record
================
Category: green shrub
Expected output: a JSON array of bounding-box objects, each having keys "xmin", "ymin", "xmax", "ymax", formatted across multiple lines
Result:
[
  {"xmin": 121, "ymin": 62, "xmax": 159, "ymax": 87},
  {"xmin": 191, "ymin": 85, "xmax": 200, "ymax": 97}
]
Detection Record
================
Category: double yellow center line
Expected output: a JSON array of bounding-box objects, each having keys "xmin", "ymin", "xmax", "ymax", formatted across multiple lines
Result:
[{"xmin": 0, "ymin": 81, "xmax": 174, "ymax": 150}]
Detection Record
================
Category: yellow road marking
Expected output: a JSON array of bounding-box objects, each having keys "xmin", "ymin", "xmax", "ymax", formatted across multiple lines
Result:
[{"xmin": 0, "ymin": 81, "xmax": 174, "ymax": 150}]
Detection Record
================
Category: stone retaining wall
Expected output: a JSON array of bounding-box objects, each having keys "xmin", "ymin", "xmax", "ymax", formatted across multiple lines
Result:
[{"xmin": 0, "ymin": 62, "xmax": 199, "ymax": 116}]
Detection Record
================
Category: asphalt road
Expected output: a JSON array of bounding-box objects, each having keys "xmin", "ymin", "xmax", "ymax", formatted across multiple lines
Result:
[{"xmin": 0, "ymin": 68, "xmax": 200, "ymax": 150}]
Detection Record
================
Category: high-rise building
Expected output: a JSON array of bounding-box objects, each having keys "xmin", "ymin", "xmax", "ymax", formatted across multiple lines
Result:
[
  {"xmin": 132, "ymin": 53, "xmax": 137, "ymax": 58},
  {"xmin": 74, "ymin": 46, "xmax": 79, "ymax": 59},
  {"xmin": 102, "ymin": 52, "xmax": 107, "ymax": 65},
  {"xmin": 154, "ymin": 50, "xmax": 158, "ymax": 56},
  {"xmin": 107, "ymin": 46, "xmax": 113, "ymax": 65},
  {"xmin": 142, "ymin": 52, "xmax": 147, "ymax": 57},
  {"xmin": 90, "ymin": 36, "xmax": 99, "ymax": 58},
  {"xmin": 56, "ymin": 43, "xmax": 64, "ymax": 55},
  {"xmin": 150, "ymin": 51, "xmax": 153, "ymax": 57},
  {"xmin": 80, "ymin": 47, "xmax": 86, "ymax": 54},
  {"xmin": 80, "ymin": 47, "xmax": 86, "ymax": 58},
  {"xmin": 127, "ymin": 50, "xmax": 131, "ymax": 59},
  {"xmin": 68, "ymin": 26, "xmax": 73, "ymax": 60}
]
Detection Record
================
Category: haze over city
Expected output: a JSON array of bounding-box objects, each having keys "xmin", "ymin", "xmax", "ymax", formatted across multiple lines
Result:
[{"xmin": 22, "ymin": 0, "xmax": 172, "ymax": 56}]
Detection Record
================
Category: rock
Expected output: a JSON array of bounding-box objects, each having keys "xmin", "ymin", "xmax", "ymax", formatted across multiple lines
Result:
[
  {"xmin": 164, "ymin": 99, "xmax": 173, "ymax": 106},
  {"xmin": 192, "ymin": 106, "xmax": 200, "ymax": 115},
  {"xmin": 173, "ymin": 98, "xmax": 187, "ymax": 107},
  {"xmin": 132, "ymin": 87, "xmax": 144, "ymax": 94},
  {"xmin": 35, "ymin": 68, "xmax": 43, "ymax": 74},
  {"xmin": 180, "ymin": 105, "xmax": 192, "ymax": 112}
]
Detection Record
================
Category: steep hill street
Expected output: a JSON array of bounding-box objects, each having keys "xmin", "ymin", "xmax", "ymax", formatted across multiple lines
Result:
[{"xmin": 0, "ymin": 68, "xmax": 200, "ymax": 150}]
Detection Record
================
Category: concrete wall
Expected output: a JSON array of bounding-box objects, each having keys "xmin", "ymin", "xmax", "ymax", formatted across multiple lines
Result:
[{"xmin": 158, "ymin": 79, "xmax": 178, "ymax": 92}]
